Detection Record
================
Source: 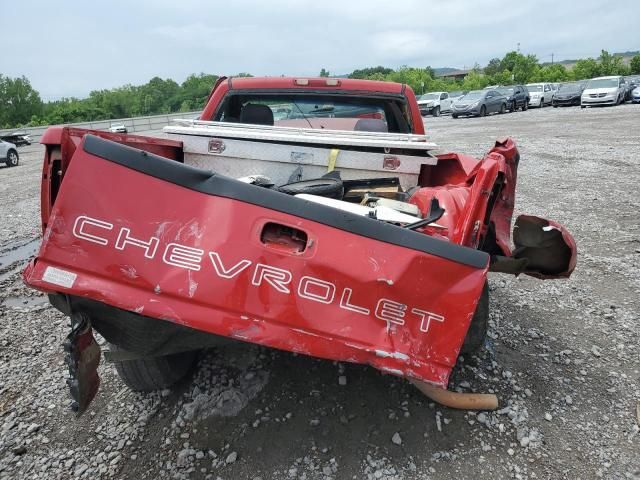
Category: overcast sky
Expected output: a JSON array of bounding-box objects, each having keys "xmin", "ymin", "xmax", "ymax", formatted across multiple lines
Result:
[{"xmin": 3, "ymin": 0, "xmax": 637, "ymax": 100}]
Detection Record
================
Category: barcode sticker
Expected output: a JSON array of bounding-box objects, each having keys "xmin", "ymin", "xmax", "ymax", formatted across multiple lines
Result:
[{"xmin": 42, "ymin": 266, "xmax": 77, "ymax": 288}]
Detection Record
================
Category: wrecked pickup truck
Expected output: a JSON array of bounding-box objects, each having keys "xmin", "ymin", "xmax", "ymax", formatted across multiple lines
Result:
[{"xmin": 23, "ymin": 76, "xmax": 576, "ymax": 414}]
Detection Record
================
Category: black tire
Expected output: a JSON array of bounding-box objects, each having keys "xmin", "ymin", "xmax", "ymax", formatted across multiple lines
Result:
[
  {"xmin": 460, "ymin": 282, "xmax": 489, "ymax": 355},
  {"xmin": 452, "ymin": 114, "xmax": 458, "ymax": 119},
  {"xmin": 510, "ymin": 101, "xmax": 516, "ymax": 112},
  {"xmin": 110, "ymin": 343, "xmax": 197, "ymax": 392},
  {"xmin": 278, "ymin": 178, "xmax": 344, "ymax": 199},
  {"xmin": 499, "ymin": 103, "xmax": 506, "ymax": 114},
  {"xmin": 432, "ymin": 106, "xmax": 440, "ymax": 117},
  {"xmin": 479, "ymin": 105, "xmax": 486, "ymax": 117},
  {"xmin": 581, "ymin": 105, "xmax": 586, "ymax": 109},
  {"xmin": 539, "ymin": 98, "xmax": 545, "ymax": 108},
  {"xmin": 6, "ymin": 149, "xmax": 19, "ymax": 167},
  {"xmin": 522, "ymin": 101, "xmax": 528, "ymax": 111}
]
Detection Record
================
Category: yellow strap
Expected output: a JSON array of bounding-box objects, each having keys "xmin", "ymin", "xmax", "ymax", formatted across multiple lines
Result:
[{"xmin": 327, "ymin": 148, "xmax": 339, "ymax": 172}]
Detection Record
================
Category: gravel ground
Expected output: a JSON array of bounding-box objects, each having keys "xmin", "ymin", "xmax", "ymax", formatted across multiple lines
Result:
[{"xmin": 1, "ymin": 104, "xmax": 639, "ymax": 479}]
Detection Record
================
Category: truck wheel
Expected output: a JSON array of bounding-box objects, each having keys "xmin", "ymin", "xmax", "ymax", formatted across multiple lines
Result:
[
  {"xmin": 432, "ymin": 106, "xmax": 440, "ymax": 117},
  {"xmin": 460, "ymin": 282, "xmax": 489, "ymax": 355},
  {"xmin": 539, "ymin": 98, "xmax": 545, "ymax": 108},
  {"xmin": 6, "ymin": 150, "xmax": 19, "ymax": 167},
  {"xmin": 110, "ymin": 344, "xmax": 198, "ymax": 392}
]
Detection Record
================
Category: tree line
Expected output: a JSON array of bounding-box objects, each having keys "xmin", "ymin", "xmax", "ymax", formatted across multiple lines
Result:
[
  {"xmin": 1, "ymin": 50, "xmax": 638, "ymax": 129},
  {"xmin": 0, "ymin": 73, "xmax": 220, "ymax": 129},
  {"xmin": 347, "ymin": 50, "xmax": 640, "ymax": 97}
]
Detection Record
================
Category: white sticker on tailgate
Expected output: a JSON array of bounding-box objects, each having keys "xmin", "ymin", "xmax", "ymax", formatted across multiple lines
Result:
[{"xmin": 42, "ymin": 266, "xmax": 77, "ymax": 288}]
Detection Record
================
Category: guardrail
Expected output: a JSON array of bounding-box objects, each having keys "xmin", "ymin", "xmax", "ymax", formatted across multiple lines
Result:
[{"xmin": 0, "ymin": 111, "xmax": 202, "ymax": 143}]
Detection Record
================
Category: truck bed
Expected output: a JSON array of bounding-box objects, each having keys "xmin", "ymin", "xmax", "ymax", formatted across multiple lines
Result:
[{"xmin": 25, "ymin": 133, "xmax": 489, "ymax": 387}]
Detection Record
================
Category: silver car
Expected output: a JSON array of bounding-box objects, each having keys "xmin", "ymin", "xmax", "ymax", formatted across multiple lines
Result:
[
  {"xmin": 580, "ymin": 76, "xmax": 626, "ymax": 108},
  {"xmin": 0, "ymin": 139, "xmax": 19, "ymax": 167}
]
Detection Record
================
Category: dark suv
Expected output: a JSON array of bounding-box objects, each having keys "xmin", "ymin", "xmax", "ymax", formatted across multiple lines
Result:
[{"xmin": 496, "ymin": 85, "xmax": 530, "ymax": 112}]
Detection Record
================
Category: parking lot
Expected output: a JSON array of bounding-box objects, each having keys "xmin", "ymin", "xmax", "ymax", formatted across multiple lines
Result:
[{"xmin": 1, "ymin": 104, "xmax": 639, "ymax": 479}]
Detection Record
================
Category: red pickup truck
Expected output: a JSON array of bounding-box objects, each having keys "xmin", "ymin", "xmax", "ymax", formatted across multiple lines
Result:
[{"xmin": 24, "ymin": 77, "xmax": 576, "ymax": 414}]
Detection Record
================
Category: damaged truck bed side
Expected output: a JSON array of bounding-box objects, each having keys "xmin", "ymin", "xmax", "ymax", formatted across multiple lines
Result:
[{"xmin": 23, "ymin": 77, "xmax": 576, "ymax": 414}]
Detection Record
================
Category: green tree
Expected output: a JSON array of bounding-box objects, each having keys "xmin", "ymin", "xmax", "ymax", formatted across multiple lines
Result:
[
  {"xmin": 571, "ymin": 58, "xmax": 600, "ymax": 80},
  {"xmin": 461, "ymin": 70, "xmax": 489, "ymax": 91},
  {"xmin": 0, "ymin": 75, "xmax": 43, "ymax": 127},
  {"xmin": 500, "ymin": 51, "xmax": 521, "ymax": 73},
  {"xmin": 349, "ymin": 66, "xmax": 394, "ymax": 79},
  {"xmin": 387, "ymin": 66, "xmax": 435, "ymax": 95},
  {"xmin": 598, "ymin": 50, "xmax": 627, "ymax": 75},
  {"xmin": 319, "ymin": 68, "xmax": 329, "ymax": 77},
  {"xmin": 534, "ymin": 64, "xmax": 570, "ymax": 82},
  {"xmin": 178, "ymin": 73, "xmax": 218, "ymax": 110},
  {"xmin": 513, "ymin": 54, "xmax": 539, "ymax": 84},
  {"xmin": 488, "ymin": 70, "xmax": 513, "ymax": 86},
  {"xmin": 484, "ymin": 58, "xmax": 503, "ymax": 76},
  {"xmin": 630, "ymin": 55, "xmax": 640, "ymax": 74}
]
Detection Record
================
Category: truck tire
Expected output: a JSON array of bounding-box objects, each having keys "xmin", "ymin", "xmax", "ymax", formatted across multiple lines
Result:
[
  {"xmin": 432, "ymin": 106, "xmax": 440, "ymax": 117},
  {"xmin": 278, "ymin": 178, "xmax": 344, "ymax": 199},
  {"xmin": 460, "ymin": 282, "xmax": 489, "ymax": 355},
  {"xmin": 110, "ymin": 344, "xmax": 198, "ymax": 392},
  {"xmin": 6, "ymin": 150, "xmax": 19, "ymax": 167}
]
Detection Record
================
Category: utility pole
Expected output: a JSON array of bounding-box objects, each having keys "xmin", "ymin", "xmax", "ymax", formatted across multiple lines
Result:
[
  {"xmin": 517, "ymin": 42, "xmax": 520, "ymax": 53},
  {"xmin": 551, "ymin": 53, "xmax": 554, "ymax": 64}
]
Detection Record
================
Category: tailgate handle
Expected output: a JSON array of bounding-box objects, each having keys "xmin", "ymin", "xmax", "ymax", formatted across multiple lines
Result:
[{"xmin": 260, "ymin": 222, "xmax": 308, "ymax": 253}]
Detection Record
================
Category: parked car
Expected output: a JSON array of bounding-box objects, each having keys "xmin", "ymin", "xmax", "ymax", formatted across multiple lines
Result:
[
  {"xmin": 495, "ymin": 85, "xmax": 530, "ymax": 111},
  {"xmin": 451, "ymin": 89, "xmax": 508, "ymax": 118},
  {"xmin": 417, "ymin": 92, "xmax": 452, "ymax": 117},
  {"xmin": 526, "ymin": 83, "xmax": 554, "ymax": 107},
  {"xmin": 631, "ymin": 86, "xmax": 640, "ymax": 104},
  {"xmin": 0, "ymin": 131, "xmax": 32, "ymax": 146},
  {"xmin": 109, "ymin": 123, "xmax": 128, "ymax": 133},
  {"xmin": 0, "ymin": 139, "xmax": 19, "ymax": 167},
  {"xmin": 552, "ymin": 82, "xmax": 586, "ymax": 107},
  {"xmin": 580, "ymin": 76, "xmax": 626, "ymax": 108},
  {"xmin": 624, "ymin": 75, "xmax": 640, "ymax": 101},
  {"xmin": 448, "ymin": 90, "xmax": 466, "ymax": 103}
]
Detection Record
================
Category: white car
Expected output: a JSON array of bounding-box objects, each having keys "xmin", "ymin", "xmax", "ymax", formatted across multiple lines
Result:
[
  {"xmin": 0, "ymin": 139, "xmax": 19, "ymax": 167},
  {"xmin": 580, "ymin": 76, "xmax": 626, "ymax": 108},
  {"xmin": 109, "ymin": 123, "xmax": 128, "ymax": 133},
  {"xmin": 526, "ymin": 83, "xmax": 554, "ymax": 107},
  {"xmin": 632, "ymin": 86, "xmax": 640, "ymax": 104},
  {"xmin": 417, "ymin": 92, "xmax": 452, "ymax": 117}
]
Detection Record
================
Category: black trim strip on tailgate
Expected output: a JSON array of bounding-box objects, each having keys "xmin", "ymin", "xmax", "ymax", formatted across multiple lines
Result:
[{"xmin": 83, "ymin": 134, "xmax": 488, "ymax": 269}]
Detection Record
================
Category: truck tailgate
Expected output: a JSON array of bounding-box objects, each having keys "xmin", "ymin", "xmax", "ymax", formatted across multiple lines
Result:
[{"xmin": 24, "ymin": 135, "xmax": 489, "ymax": 387}]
